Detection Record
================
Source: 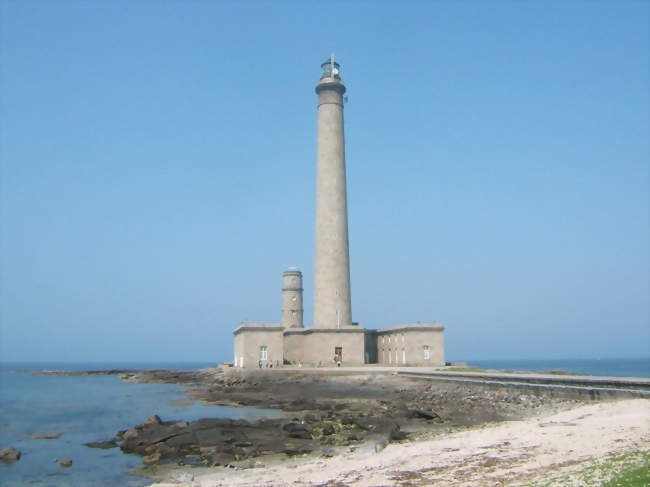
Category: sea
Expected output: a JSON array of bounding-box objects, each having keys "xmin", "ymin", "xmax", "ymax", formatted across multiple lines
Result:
[
  {"xmin": 467, "ymin": 357, "xmax": 650, "ymax": 378},
  {"xmin": 0, "ymin": 358, "xmax": 648, "ymax": 486},
  {"xmin": 0, "ymin": 362, "xmax": 287, "ymax": 487}
]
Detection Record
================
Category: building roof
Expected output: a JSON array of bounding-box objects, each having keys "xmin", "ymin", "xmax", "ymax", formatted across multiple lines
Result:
[
  {"xmin": 375, "ymin": 322, "xmax": 444, "ymax": 334},
  {"xmin": 233, "ymin": 322, "xmax": 284, "ymax": 335}
]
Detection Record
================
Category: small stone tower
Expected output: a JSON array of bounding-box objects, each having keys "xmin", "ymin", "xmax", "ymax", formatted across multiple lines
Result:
[
  {"xmin": 282, "ymin": 268, "xmax": 303, "ymax": 328},
  {"xmin": 313, "ymin": 55, "xmax": 352, "ymax": 329}
]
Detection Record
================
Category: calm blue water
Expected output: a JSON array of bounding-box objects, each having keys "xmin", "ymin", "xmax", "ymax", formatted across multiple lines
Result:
[
  {"xmin": 0, "ymin": 362, "xmax": 287, "ymax": 486},
  {"xmin": 467, "ymin": 357, "xmax": 650, "ymax": 378}
]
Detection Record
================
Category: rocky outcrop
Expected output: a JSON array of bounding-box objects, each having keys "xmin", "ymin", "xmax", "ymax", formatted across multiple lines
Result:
[
  {"xmin": 28, "ymin": 433, "xmax": 62, "ymax": 439},
  {"xmin": 0, "ymin": 447, "xmax": 21, "ymax": 463},
  {"xmin": 109, "ymin": 368, "xmax": 584, "ymax": 468},
  {"xmin": 413, "ymin": 409, "xmax": 443, "ymax": 422},
  {"xmin": 83, "ymin": 440, "xmax": 118, "ymax": 449}
]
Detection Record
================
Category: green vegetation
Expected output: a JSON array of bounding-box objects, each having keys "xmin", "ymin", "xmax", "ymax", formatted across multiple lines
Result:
[
  {"xmin": 603, "ymin": 452, "xmax": 650, "ymax": 487},
  {"xmin": 525, "ymin": 450, "xmax": 649, "ymax": 487}
]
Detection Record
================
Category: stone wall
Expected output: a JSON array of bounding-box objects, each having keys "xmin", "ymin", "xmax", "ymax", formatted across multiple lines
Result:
[
  {"xmin": 285, "ymin": 328, "xmax": 365, "ymax": 366},
  {"xmin": 376, "ymin": 324, "xmax": 445, "ymax": 366},
  {"xmin": 283, "ymin": 329, "xmax": 307, "ymax": 365},
  {"xmin": 233, "ymin": 324, "xmax": 284, "ymax": 368}
]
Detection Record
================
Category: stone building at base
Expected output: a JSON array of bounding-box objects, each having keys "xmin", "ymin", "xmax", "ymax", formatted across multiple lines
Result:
[{"xmin": 233, "ymin": 270, "xmax": 445, "ymax": 368}]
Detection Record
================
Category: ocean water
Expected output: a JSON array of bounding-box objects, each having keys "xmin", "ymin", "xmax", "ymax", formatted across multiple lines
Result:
[
  {"xmin": 467, "ymin": 357, "xmax": 650, "ymax": 378},
  {"xmin": 0, "ymin": 362, "xmax": 287, "ymax": 487}
]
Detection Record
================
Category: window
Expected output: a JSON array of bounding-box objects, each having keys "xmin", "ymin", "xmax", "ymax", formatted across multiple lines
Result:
[
  {"xmin": 259, "ymin": 346, "xmax": 267, "ymax": 361},
  {"xmin": 402, "ymin": 350, "xmax": 406, "ymax": 364},
  {"xmin": 292, "ymin": 311, "xmax": 297, "ymax": 316},
  {"xmin": 292, "ymin": 296, "xmax": 297, "ymax": 301},
  {"xmin": 423, "ymin": 345, "xmax": 430, "ymax": 360}
]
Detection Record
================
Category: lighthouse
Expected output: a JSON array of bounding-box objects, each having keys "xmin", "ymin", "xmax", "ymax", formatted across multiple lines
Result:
[
  {"xmin": 313, "ymin": 56, "xmax": 353, "ymax": 329},
  {"xmin": 232, "ymin": 57, "xmax": 445, "ymax": 368}
]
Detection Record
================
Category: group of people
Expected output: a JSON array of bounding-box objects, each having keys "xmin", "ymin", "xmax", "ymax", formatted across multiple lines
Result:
[{"xmin": 258, "ymin": 360, "xmax": 281, "ymax": 368}]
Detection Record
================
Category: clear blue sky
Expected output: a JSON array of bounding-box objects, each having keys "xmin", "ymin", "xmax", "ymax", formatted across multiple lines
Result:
[{"xmin": 1, "ymin": 1, "xmax": 648, "ymax": 363}]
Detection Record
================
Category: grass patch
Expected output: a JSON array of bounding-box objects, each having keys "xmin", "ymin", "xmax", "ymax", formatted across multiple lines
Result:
[
  {"xmin": 602, "ymin": 452, "xmax": 650, "ymax": 487},
  {"xmin": 524, "ymin": 449, "xmax": 649, "ymax": 487}
]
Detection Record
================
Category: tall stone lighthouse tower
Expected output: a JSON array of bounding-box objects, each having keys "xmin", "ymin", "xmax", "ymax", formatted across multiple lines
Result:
[{"xmin": 313, "ymin": 56, "xmax": 352, "ymax": 329}]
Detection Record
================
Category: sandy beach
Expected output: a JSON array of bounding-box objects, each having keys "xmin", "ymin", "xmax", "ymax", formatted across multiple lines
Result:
[{"xmin": 150, "ymin": 398, "xmax": 649, "ymax": 487}]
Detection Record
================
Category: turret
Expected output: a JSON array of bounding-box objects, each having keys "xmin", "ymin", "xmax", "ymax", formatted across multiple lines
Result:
[{"xmin": 282, "ymin": 268, "xmax": 303, "ymax": 328}]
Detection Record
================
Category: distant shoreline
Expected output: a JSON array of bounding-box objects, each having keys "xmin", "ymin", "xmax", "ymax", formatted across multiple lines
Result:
[{"xmin": 2, "ymin": 357, "xmax": 648, "ymax": 378}]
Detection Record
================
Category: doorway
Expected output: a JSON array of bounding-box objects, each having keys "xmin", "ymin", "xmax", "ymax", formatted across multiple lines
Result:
[{"xmin": 334, "ymin": 346, "xmax": 342, "ymax": 363}]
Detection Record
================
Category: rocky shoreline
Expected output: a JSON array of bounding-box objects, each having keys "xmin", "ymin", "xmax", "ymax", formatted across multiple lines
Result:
[{"xmin": 70, "ymin": 366, "xmax": 591, "ymax": 479}]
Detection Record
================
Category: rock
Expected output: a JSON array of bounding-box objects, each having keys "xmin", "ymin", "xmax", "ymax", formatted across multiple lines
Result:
[
  {"xmin": 142, "ymin": 452, "xmax": 161, "ymax": 465},
  {"xmin": 352, "ymin": 417, "xmax": 374, "ymax": 431},
  {"xmin": 205, "ymin": 451, "xmax": 236, "ymax": 466},
  {"xmin": 283, "ymin": 445, "xmax": 314, "ymax": 456},
  {"xmin": 169, "ymin": 399, "xmax": 195, "ymax": 406},
  {"xmin": 122, "ymin": 427, "xmax": 139, "ymax": 441},
  {"xmin": 233, "ymin": 440, "xmax": 253, "ymax": 447},
  {"xmin": 144, "ymin": 414, "xmax": 162, "ymax": 425},
  {"xmin": 28, "ymin": 433, "xmax": 62, "ymax": 439},
  {"xmin": 413, "ymin": 409, "xmax": 443, "ymax": 422},
  {"xmin": 83, "ymin": 440, "xmax": 118, "ymax": 449},
  {"xmin": 0, "ymin": 447, "xmax": 21, "ymax": 463},
  {"xmin": 321, "ymin": 422, "xmax": 335, "ymax": 435},
  {"xmin": 282, "ymin": 422, "xmax": 313, "ymax": 439},
  {"xmin": 236, "ymin": 458, "xmax": 257, "ymax": 469},
  {"xmin": 321, "ymin": 447, "xmax": 337, "ymax": 457},
  {"xmin": 59, "ymin": 459, "xmax": 72, "ymax": 468},
  {"xmin": 303, "ymin": 412, "xmax": 321, "ymax": 422}
]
